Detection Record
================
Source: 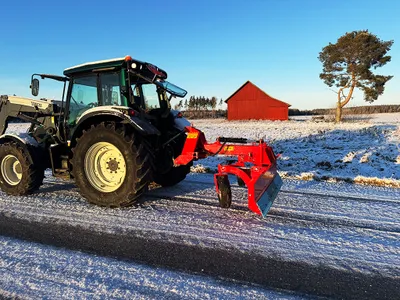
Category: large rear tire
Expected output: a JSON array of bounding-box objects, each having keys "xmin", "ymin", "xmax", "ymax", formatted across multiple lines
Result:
[
  {"xmin": 71, "ymin": 122, "xmax": 152, "ymax": 207},
  {"xmin": 153, "ymin": 132, "xmax": 191, "ymax": 187},
  {"xmin": 0, "ymin": 142, "xmax": 44, "ymax": 195},
  {"xmin": 153, "ymin": 164, "xmax": 191, "ymax": 187}
]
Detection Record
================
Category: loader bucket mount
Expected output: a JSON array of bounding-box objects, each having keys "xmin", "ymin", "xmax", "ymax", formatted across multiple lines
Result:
[{"xmin": 174, "ymin": 126, "xmax": 282, "ymax": 217}]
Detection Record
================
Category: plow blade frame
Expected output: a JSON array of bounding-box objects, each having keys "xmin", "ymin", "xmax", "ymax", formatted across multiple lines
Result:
[
  {"xmin": 216, "ymin": 164, "xmax": 282, "ymax": 216},
  {"xmin": 174, "ymin": 125, "xmax": 282, "ymax": 217}
]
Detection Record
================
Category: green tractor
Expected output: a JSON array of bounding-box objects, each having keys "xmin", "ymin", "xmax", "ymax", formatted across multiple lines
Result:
[{"xmin": 0, "ymin": 55, "xmax": 192, "ymax": 207}]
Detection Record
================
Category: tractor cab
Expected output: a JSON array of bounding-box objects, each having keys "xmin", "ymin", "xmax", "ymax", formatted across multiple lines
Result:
[
  {"xmin": 64, "ymin": 56, "xmax": 187, "ymax": 132},
  {"xmin": 30, "ymin": 56, "xmax": 187, "ymax": 141}
]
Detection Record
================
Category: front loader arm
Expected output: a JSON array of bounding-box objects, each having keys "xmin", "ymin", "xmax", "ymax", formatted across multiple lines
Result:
[
  {"xmin": 174, "ymin": 125, "xmax": 282, "ymax": 217},
  {"xmin": 0, "ymin": 95, "xmax": 57, "ymax": 135}
]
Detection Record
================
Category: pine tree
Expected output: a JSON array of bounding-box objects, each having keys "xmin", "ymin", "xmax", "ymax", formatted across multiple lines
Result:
[
  {"xmin": 319, "ymin": 30, "xmax": 393, "ymax": 122},
  {"xmin": 211, "ymin": 97, "xmax": 217, "ymax": 110}
]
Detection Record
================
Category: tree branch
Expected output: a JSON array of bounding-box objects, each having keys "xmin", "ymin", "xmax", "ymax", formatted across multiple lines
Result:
[
  {"xmin": 340, "ymin": 71, "xmax": 357, "ymax": 108},
  {"xmin": 328, "ymin": 88, "xmax": 339, "ymax": 94},
  {"xmin": 337, "ymin": 80, "xmax": 351, "ymax": 104}
]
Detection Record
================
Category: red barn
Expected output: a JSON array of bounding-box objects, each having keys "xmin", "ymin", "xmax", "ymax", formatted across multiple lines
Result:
[{"xmin": 225, "ymin": 81, "xmax": 290, "ymax": 120}]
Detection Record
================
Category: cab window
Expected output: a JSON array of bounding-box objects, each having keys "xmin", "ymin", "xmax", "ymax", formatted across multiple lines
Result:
[
  {"xmin": 142, "ymin": 84, "xmax": 160, "ymax": 110},
  {"xmin": 68, "ymin": 74, "xmax": 98, "ymax": 125},
  {"xmin": 100, "ymin": 72, "xmax": 121, "ymax": 106}
]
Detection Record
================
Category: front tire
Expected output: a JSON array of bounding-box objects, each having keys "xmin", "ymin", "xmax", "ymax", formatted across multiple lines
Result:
[
  {"xmin": 71, "ymin": 122, "xmax": 152, "ymax": 207},
  {"xmin": 0, "ymin": 142, "xmax": 44, "ymax": 195}
]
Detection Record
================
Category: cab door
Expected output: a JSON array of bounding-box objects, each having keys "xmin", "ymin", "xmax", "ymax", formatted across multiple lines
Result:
[
  {"xmin": 65, "ymin": 72, "xmax": 124, "ymax": 140},
  {"xmin": 66, "ymin": 74, "xmax": 99, "ymax": 130}
]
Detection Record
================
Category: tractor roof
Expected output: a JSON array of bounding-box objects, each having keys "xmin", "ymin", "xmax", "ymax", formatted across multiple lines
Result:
[{"xmin": 63, "ymin": 56, "xmax": 142, "ymax": 76}]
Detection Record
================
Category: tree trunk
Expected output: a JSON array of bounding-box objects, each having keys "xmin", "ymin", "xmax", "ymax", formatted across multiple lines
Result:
[
  {"xmin": 335, "ymin": 73, "xmax": 356, "ymax": 123},
  {"xmin": 335, "ymin": 102, "xmax": 342, "ymax": 123}
]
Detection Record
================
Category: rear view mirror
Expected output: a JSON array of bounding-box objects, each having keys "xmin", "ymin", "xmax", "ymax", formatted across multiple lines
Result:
[{"xmin": 30, "ymin": 78, "xmax": 40, "ymax": 96}]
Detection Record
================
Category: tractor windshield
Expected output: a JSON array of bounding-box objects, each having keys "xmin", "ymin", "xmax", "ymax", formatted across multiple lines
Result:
[
  {"xmin": 129, "ymin": 71, "xmax": 185, "ymax": 111},
  {"xmin": 154, "ymin": 80, "xmax": 187, "ymax": 98},
  {"xmin": 127, "ymin": 61, "xmax": 187, "ymax": 98},
  {"xmin": 130, "ymin": 82, "xmax": 170, "ymax": 111}
]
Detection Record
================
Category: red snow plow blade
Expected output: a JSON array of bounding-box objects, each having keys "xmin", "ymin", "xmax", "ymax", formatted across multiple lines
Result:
[{"xmin": 174, "ymin": 126, "xmax": 282, "ymax": 217}]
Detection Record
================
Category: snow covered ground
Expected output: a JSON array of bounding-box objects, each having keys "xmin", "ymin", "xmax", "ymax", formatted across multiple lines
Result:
[
  {"xmin": 189, "ymin": 112, "xmax": 400, "ymax": 187},
  {"xmin": 1, "ymin": 114, "xmax": 399, "ymax": 298},
  {"xmin": 0, "ymin": 173, "xmax": 399, "ymax": 299},
  {"xmin": 5, "ymin": 112, "xmax": 400, "ymax": 187}
]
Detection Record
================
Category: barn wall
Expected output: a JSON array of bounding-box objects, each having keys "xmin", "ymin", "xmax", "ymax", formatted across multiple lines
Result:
[{"xmin": 227, "ymin": 82, "xmax": 289, "ymax": 121}]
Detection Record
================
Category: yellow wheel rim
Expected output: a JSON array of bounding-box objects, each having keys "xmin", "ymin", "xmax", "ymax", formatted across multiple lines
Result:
[
  {"xmin": 84, "ymin": 142, "xmax": 126, "ymax": 193},
  {"xmin": 1, "ymin": 154, "xmax": 22, "ymax": 186}
]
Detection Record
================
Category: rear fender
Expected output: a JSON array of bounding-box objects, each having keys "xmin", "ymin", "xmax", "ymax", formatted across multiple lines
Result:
[
  {"xmin": 72, "ymin": 106, "xmax": 160, "ymax": 143},
  {"xmin": 0, "ymin": 133, "xmax": 43, "ymax": 164},
  {"xmin": 170, "ymin": 109, "xmax": 190, "ymax": 131}
]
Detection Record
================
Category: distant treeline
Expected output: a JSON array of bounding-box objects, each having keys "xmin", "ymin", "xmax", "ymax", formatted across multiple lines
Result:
[
  {"xmin": 288, "ymin": 109, "xmax": 316, "ymax": 116},
  {"xmin": 290, "ymin": 104, "xmax": 400, "ymax": 116},
  {"xmin": 174, "ymin": 96, "xmax": 224, "ymax": 111},
  {"xmin": 183, "ymin": 104, "xmax": 400, "ymax": 119},
  {"xmin": 175, "ymin": 95, "xmax": 226, "ymax": 119},
  {"xmin": 181, "ymin": 110, "xmax": 227, "ymax": 119}
]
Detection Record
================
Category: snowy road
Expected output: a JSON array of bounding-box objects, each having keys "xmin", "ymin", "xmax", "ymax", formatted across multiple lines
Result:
[
  {"xmin": 0, "ymin": 235, "xmax": 305, "ymax": 300},
  {"xmin": 1, "ymin": 173, "xmax": 399, "ymax": 299}
]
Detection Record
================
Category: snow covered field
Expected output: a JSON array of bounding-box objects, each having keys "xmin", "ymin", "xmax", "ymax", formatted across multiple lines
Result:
[
  {"xmin": 189, "ymin": 112, "xmax": 400, "ymax": 187},
  {"xmin": 5, "ymin": 112, "xmax": 400, "ymax": 187}
]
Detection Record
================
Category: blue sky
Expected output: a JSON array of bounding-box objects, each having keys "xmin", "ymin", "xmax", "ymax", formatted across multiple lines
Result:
[{"xmin": 0, "ymin": 0, "xmax": 399, "ymax": 109}]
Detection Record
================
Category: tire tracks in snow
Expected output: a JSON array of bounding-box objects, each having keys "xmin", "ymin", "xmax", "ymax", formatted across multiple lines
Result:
[
  {"xmin": 144, "ymin": 193, "xmax": 400, "ymax": 234},
  {"xmin": 3, "ymin": 183, "xmax": 399, "ymax": 236},
  {"xmin": 0, "ymin": 177, "xmax": 399, "ymax": 299},
  {"xmin": 184, "ymin": 178, "xmax": 400, "ymax": 205},
  {"xmin": 2, "ymin": 179, "xmax": 399, "ymax": 261}
]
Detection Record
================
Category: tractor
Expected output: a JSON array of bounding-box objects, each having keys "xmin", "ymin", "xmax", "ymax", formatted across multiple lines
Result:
[{"xmin": 0, "ymin": 56, "xmax": 282, "ymax": 217}]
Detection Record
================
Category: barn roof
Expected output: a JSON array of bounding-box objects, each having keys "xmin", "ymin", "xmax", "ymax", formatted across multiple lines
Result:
[{"xmin": 224, "ymin": 81, "xmax": 291, "ymax": 107}]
